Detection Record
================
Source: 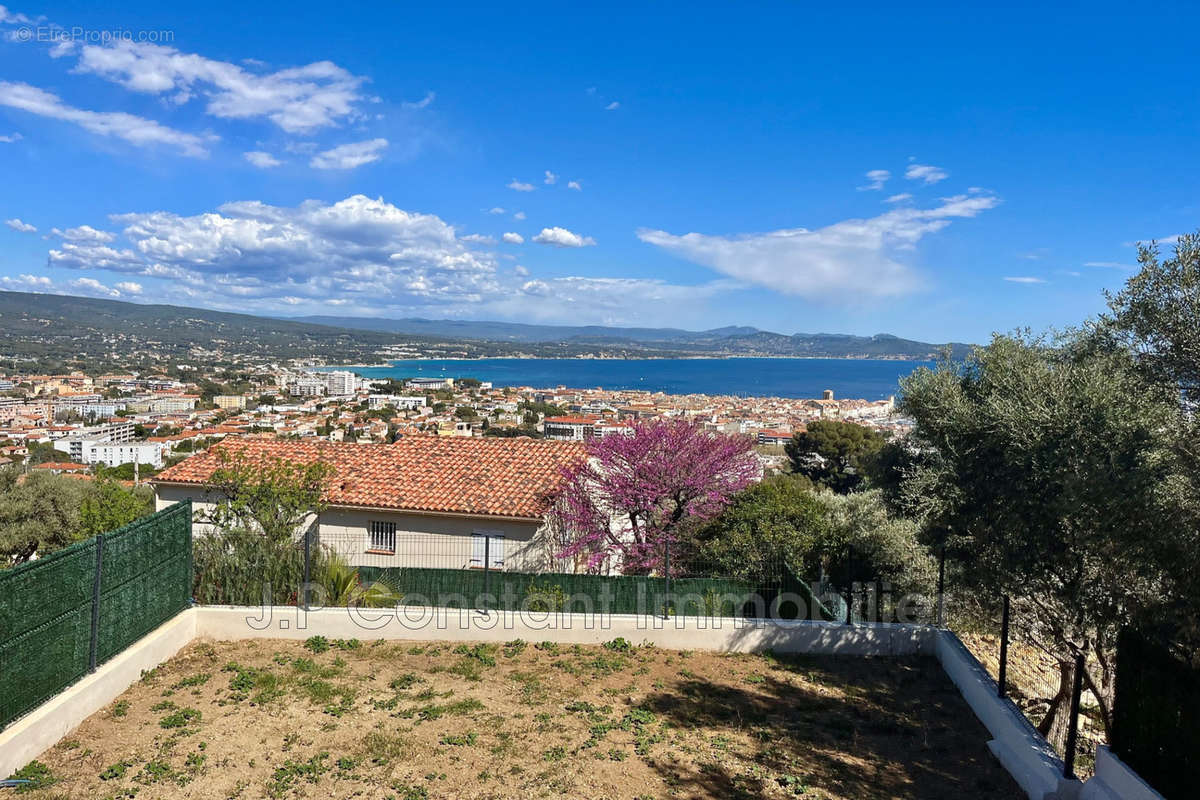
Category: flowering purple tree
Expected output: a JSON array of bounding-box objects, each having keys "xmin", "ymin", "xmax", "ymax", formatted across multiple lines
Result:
[{"xmin": 550, "ymin": 417, "xmax": 760, "ymax": 573}]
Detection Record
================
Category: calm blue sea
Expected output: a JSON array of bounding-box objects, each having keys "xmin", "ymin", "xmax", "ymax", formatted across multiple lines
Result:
[{"xmin": 324, "ymin": 358, "xmax": 935, "ymax": 400}]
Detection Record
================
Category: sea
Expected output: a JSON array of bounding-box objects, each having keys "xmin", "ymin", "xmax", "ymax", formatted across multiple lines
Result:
[{"xmin": 320, "ymin": 358, "xmax": 937, "ymax": 400}]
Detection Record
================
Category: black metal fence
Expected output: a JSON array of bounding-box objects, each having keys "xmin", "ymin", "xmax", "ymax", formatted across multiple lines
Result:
[
  {"xmin": 934, "ymin": 547, "xmax": 1093, "ymax": 778},
  {"xmin": 1111, "ymin": 627, "xmax": 1199, "ymax": 799}
]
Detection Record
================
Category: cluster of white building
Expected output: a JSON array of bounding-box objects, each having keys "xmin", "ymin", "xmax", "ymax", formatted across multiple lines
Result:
[{"xmin": 50, "ymin": 421, "xmax": 168, "ymax": 469}]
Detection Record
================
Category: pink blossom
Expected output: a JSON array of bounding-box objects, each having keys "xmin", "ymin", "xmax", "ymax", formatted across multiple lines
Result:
[{"xmin": 550, "ymin": 417, "xmax": 759, "ymax": 573}]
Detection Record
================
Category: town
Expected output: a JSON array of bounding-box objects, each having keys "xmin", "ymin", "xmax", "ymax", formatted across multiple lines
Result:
[{"xmin": 0, "ymin": 365, "xmax": 905, "ymax": 478}]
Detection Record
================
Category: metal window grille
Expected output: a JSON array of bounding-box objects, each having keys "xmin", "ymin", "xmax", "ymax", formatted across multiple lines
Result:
[{"xmin": 368, "ymin": 521, "xmax": 397, "ymax": 554}]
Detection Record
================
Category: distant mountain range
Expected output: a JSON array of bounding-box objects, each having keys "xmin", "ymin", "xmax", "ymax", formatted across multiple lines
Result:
[
  {"xmin": 292, "ymin": 315, "xmax": 971, "ymax": 359},
  {"xmin": 0, "ymin": 291, "xmax": 970, "ymax": 371}
]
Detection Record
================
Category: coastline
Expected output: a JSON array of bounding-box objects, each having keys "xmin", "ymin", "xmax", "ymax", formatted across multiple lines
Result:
[{"xmin": 310, "ymin": 356, "xmax": 931, "ymax": 401}]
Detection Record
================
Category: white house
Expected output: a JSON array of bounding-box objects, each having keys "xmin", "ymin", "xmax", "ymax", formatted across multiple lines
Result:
[{"xmin": 151, "ymin": 435, "xmax": 586, "ymax": 573}]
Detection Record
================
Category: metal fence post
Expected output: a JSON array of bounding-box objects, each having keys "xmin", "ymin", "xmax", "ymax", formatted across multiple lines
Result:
[
  {"xmin": 302, "ymin": 526, "xmax": 311, "ymax": 611},
  {"xmin": 663, "ymin": 539, "xmax": 672, "ymax": 620},
  {"xmin": 937, "ymin": 545, "xmax": 946, "ymax": 627},
  {"xmin": 88, "ymin": 534, "xmax": 105, "ymax": 673},
  {"xmin": 483, "ymin": 535, "xmax": 491, "ymax": 612},
  {"xmin": 1063, "ymin": 652, "xmax": 1086, "ymax": 779},
  {"xmin": 845, "ymin": 546, "xmax": 853, "ymax": 625},
  {"xmin": 998, "ymin": 595, "xmax": 1011, "ymax": 698}
]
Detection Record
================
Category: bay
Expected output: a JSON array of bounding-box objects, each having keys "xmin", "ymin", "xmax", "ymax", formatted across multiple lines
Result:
[{"xmin": 323, "ymin": 358, "xmax": 936, "ymax": 400}]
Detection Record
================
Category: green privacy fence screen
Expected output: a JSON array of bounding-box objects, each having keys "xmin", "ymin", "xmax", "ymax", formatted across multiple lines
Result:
[
  {"xmin": 356, "ymin": 562, "xmax": 837, "ymax": 619},
  {"xmin": 0, "ymin": 501, "xmax": 192, "ymax": 730}
]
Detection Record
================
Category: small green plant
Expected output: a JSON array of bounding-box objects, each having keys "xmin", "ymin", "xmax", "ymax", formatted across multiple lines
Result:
[
  {"xmin": 136, "ymin": 760, "xmax": 175, "ymax": 784},
  {"xmin": 389, "ymin": 673, "xmax": 422, "ymax": 690},
  {"xmin": 503, "ymin": 639, "xmax": 527, "ymax": 658},
  {"xmin": 100, "ymin": 761, "xmax": 131, "ymax": 780},
  {"xmin": 267, "ymin": 752, "xmax": 330, "ymax": 798},
  {"xmin": 173, "ymin": 672, "xmax": 211, "ymax": 689},
  {"xmin": 7, "ymin": 760, "xmax": 57, "ymax": 793},
  {"xmin": 603, "ymin": 637, "xmax": 633, "ymax": 652},
  {"xmin": 111, "ymin": 700, "xmax": 130, "ymax": 717},
  {"xmin": 439, "ymin": 732, "xmax": 478, "ymax": 747},
  {"xmin": 543, "ymin": 745, "xmax": 567, "ymax": 761},
  {"xmin": 304, "ymin": 636, "xmax": 330, "ymax": 654},
  {"xmin": 159, "ymin": 706, "xmax": 202, "ymax": 728},
  {"xmin": 391, "ymin": 783, "xmax": 429, "ymax": 800},
  {"xmin": 452, "ymin": 643, "xmax": 498, "ymax": 666}
]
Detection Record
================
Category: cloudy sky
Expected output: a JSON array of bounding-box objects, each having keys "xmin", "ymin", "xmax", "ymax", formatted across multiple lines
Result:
[{"xmin": 1, "ymin": 2, "xmax": 1197, "ymax": 342}]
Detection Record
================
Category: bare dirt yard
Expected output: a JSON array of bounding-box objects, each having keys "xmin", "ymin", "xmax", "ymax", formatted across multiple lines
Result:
[{"xmin": 11, "ymin": 637, "xmax": 1019, "ymax": 799}]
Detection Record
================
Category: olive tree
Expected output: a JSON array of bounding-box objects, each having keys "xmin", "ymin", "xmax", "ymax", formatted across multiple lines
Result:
[{"xmin": 897, "ymin": 332, "xmax": 1189, "ymax": 747}]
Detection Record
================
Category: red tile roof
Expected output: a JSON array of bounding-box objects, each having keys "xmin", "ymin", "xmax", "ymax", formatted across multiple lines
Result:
[
  {"xmin": 153, "ymin": 435, "xmax": 586, "ymax": 520},
  {"xmin": 33, "ymin": 461, "xmax": 90, "ymax": 471}
]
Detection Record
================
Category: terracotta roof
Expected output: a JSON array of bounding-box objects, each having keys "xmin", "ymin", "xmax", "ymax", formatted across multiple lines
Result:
[
  {"xmin": 153, "ymin": 435, "xmax": 587, "ymax": 520},
  {"xmin": 33, "ymin": 461, "xmax": 90, "ymax": 471}
]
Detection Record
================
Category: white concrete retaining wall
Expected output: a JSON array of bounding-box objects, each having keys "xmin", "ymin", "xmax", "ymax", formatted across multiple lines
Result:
[
  {"xmin": 194, "ymin": 606, "xmax": 937, "ymax": 656},
  {"xmin": 0, "ymin": 609, "xmax": 197, "ymax": 781},
  {"xmin": 1080, "ymin": 747, "xmax": 1165, "ymax": 800},
  {"xmin": 1, "ymin": 608, "xmax": 1167, "ymax": 800},
  {"xmin": 935, "ymin": 629, "xmax": 1082, "ymax": 800}
]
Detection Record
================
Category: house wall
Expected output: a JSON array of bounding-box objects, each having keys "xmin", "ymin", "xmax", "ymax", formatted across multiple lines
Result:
[
  {"xmin": 153, "ymin": 486, "xmax": 549, "ymax": 572},
  {"xmin": 316, "ymin": 507, "xmax": 544, "ymax": 572}
]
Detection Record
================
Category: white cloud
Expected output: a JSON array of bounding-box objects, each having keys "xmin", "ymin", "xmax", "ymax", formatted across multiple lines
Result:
[
  {"xmin": 69, "ymin": 277, "xmax": 121, "ymax": 296},
  {"xmin": 0, "ymin": 81, "xmax": 213, "ymax": 156},
  {"xmin": 461, "ymin": 233, "xmax": 496, "ymax": 245},
  {"xmin": 401, "ymin": 91, "xmax": 435, "ymax": 110},
  {"xmin": 884, "ymin": 193, "xmax": 912, "ymax": 203},
  {"xmin": 49, "ymin": 224, "xmax": 115, "ymax": 243},
  {"xmin": 532, "ymin": 226, "xmax": 596, "ymax": 248},
  {"xmin": 905, "ymin": 163, "xmax": 948, "ymax": 184},
  {"xmin": 1003, "ymin": 276, "xmax": 1046, "ymax": 284},
  {"xmin": 501, "ymin": 232, "xmax": 524, "ymax": 244},
  {"xmin": 605, "ymin": 101, "xmax": 619, "ymax": 110},
  {"xmin": 0, "ymin": 5, "xmax": 39, "ymax": 25},
  {"xmin": 567, "ymin": 180, "xmax": 581, "ymax": 191},
  {"xmin": 5, "ymin": 218, "xmax": 36, "ymax": 233},
  {"xmin": 309, "ymin": 138, "xmax": 387, "ymax": 170},
  {"xmin": 0, "ymin": 274, "xmax": 53, "ymax": 293},
  {"xmin": 638, "ymin": 193, "xmax": 999, "ymax": 302},
  {"xmin": 114, "ymin": 280, "xmax": 143, "ymax": 294},
  {"xmin": 857, "ymin": 169, "xmax": 890, "ymax": 191},
  {"xmin": 244, "ymin": 150, "xmax": 282, "ymax": 168},
  {"xmin": 36, "ymin": 194, "xmax": 740, "ymax": 324},
  {"xmin": 1083, "ymin": 261, "xmax": 1135, "ymax": 270},
  {"xmin": 487, "ymin": 207, "xmax": 506, "ymax": 215},
  {"xmin": 513, "ymin": 211, "xmax": 526, "ymax": 220},
  {"xmin": 0, "ymin": 131, "xmax": 20, "ymax": 143},
  {"xmin": 507, "ymin": 179, "xmax": 535, "ymax": 192},
  {"xmin": 69, "ymin": 40, "xmax": 368, "ymax": 132},
  {"xmin": 48, "ymin": 195, "xmax": 504, "ymax": 307},
  {"xmin": 543, "ymin": 170, "xmax": 557, "ymax": 185}
]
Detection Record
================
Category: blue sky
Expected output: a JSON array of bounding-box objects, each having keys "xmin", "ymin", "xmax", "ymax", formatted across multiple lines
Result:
[{"xmin": 1, "ymin": 2, "xmax": 1197, "ymax": 343}]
